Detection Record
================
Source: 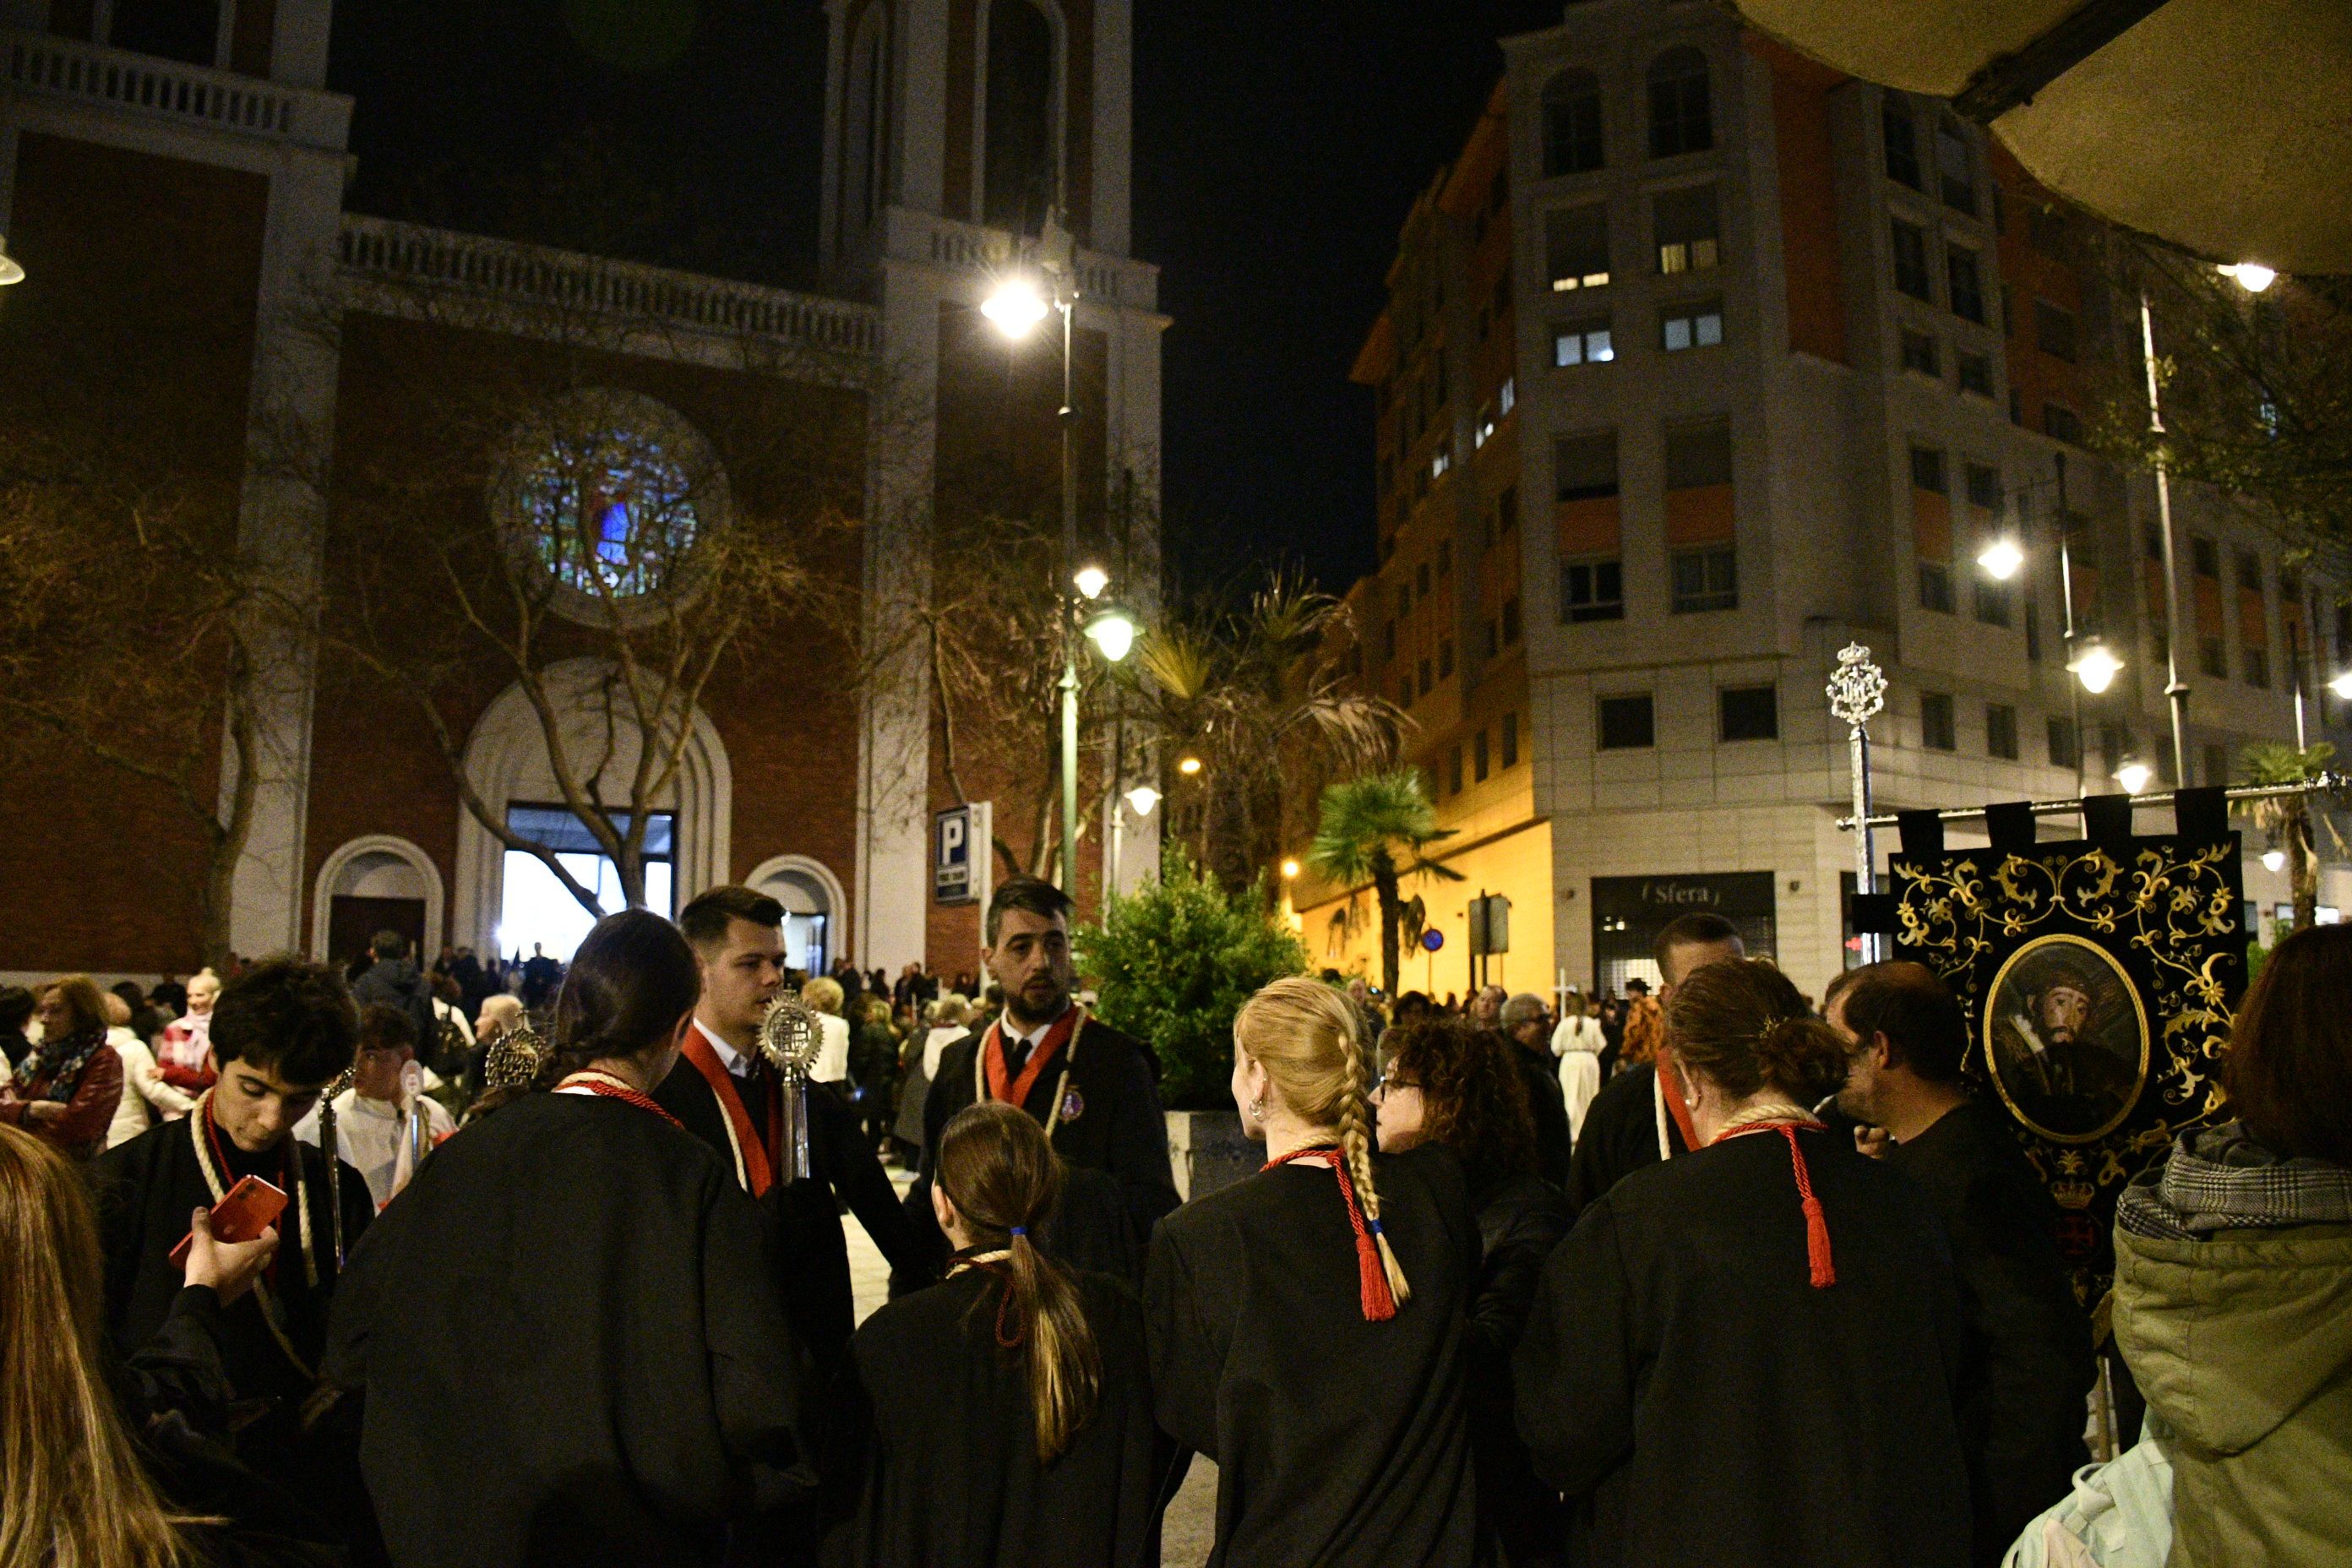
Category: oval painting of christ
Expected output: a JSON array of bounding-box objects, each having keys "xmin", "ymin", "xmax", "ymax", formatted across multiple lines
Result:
[{"xmin": 1983, "ymin": 934, "xmax": 2150, "ymax": 1144}]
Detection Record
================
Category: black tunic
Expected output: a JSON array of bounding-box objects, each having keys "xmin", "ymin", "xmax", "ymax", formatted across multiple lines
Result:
[
  {"xmin": 1145, "ymin": 1143, "xmax": 1485, "ymax": 1567},
  {"xmin": 1515, "ymin": 1130, "xmax": 1973, "ymax": 1568},
  {"xmin": 1563, "ymin": 1064, "xmax": 1685, "ymax": 1218},
  {"xmin": 1506, "ymin": 1041, "xmax": 1575, "ymax": 1192},
  {"xmin": 1885, "ymin": 1099, "xmax": 2094, "ymax": 1565},
  {"xmin": 823, "ymin": 1264, "xmax": 1163, "ymax": 1567},
  {"xmin": 654, "ymin": 1061, "xmax": 931, "ymax": 1372},
  {"xmin": 901, "ymin": 1016, "xmax": 1177, "ymax": 1288},
  {"xmin": 1467, "ymin": 1173, "xmax": 1572, "ymax": 1565},
  {"xmin": 324, "ymin": 1091, "xmax": 814, "ymax": 1568}
]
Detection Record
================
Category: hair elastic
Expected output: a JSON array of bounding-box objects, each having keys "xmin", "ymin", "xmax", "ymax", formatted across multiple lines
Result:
[{"xmin": 1009, "ymin": 1226, "xmax": 1027, "ymax": 1239}]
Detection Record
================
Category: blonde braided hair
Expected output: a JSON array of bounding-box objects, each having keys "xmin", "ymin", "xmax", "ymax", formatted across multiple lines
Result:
[{"xmin": 1233, "ymin": 977, "xmax": 1411, "ymax": 1307}]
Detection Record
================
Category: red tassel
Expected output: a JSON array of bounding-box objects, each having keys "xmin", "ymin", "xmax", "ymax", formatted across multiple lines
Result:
[
  {"xmin": 1357, "ymin": 1233, "xmax": 1398, "ymax": 1321},
  {"xmin": 1782, "ymin": 1127, "xmax": 1836, "ymax": 1288}
]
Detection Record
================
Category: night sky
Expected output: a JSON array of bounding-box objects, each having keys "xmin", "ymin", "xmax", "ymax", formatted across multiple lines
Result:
[{"xmin": 330, "ymin": 0, "xmax": 1561, "ymax": 594}]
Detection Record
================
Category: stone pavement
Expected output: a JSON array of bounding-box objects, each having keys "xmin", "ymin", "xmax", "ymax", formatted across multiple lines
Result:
[{"xmin": 846, "ymin": 1168, "xmax": 1219, "ymax": 1565}]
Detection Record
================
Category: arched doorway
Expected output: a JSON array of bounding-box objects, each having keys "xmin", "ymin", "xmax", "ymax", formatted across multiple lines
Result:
[
  {"xmin": 747, "ymin": 854, "xmax": 847, "ymax": 976},
  {"xmin": 312, "ymin": 836, "xmax": 446, "ymax": 969}
]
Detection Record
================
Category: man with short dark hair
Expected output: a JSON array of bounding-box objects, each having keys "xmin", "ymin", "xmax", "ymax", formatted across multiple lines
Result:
[
  {"xmin": 901, "ymin": 876, "xmax": 1176, "ymax": 1287},
  {"xmin": 353, "ymin": 929, "xmax": 438, "ymax": 1066},
  {"xmin": 657, "ymin": 885, "xmax": 928, "ymax": 1370},
  {"xmin": 1830, "ymin": 961, "xmax": 2093, "ymax": 1565},
  {"xmin": 92, "ymin": 956, "xmax": 376, "ymax": 1513},
  {"xmin": 1565, "ymin": 912, "xmax": 1745, "ymax": 1216},
  {"xmin": 296, "ymin": 1004, "xmax": 455, "ymax": 1210}
]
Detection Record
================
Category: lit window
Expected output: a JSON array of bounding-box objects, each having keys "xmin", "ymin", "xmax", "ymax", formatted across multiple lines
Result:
[
  {"xmin": 498, "ymin": 390, "xmax": 718, "ymax": 605},
  {"xmin": 1432, "ymin": 450, "xmax": 1451, "ymax": 479},
  {"xmin": 1546, "ymin": 204, "xmax": 1611, "ymax": 291},
  {"xmin": 1499, "ymin": 378, "xmax": 1516, "ymax": 415},
  {"xmin": 1653, "ymin": 183, "xmax": 1720, "ymax": 274},
  {"xmin": 1661, "ymin": 299, "xmax": 1724, "ymax": 351},
  {"xmin": 1554, "ymin": 319, "xmax": 1614, "ymax": 366}
]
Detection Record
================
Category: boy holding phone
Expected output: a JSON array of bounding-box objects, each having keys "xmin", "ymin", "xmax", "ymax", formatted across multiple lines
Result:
[{"xmin": 92, "ymin": 956, "xmax": 375, "ymax": 1489}]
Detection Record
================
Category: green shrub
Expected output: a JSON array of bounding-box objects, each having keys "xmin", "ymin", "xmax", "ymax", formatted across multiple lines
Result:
[{"xmin": 1076, "ymin": 844, "xmax": 1307, "ymax": 1110}]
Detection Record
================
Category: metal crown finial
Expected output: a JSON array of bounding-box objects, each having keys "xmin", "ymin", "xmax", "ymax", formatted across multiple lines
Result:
[
  {"xmin": 758, "ymin": 996, "xmax": 820, "ymax": 1078},
  {"xmin": 1827, "ymin": 642, "xmax": 1888, "ymax": 732}
]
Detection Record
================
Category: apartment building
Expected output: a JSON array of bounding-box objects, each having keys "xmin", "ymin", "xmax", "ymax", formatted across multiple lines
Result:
[{"xmin": 1294, "ymin": 0, "xmax": 2333, "ymax": 1004}]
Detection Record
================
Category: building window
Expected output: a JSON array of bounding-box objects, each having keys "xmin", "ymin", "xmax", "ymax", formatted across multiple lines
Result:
[
  {"xmin": 1418, "ymin": 658, "xmax": 1432, "ymax": 695},
  {"xmin": 1542, "ymin": 68, "xmax": 1605, "ymax": 175},
  {"xmin": 1936, "ymin": 119, "xmax": 1975, "ymax": 213},
  {"xmin": 109, "ymin": 0, "xmax": 223, "ymax": 68},
  {"xmin": 1719, "ymin": 683, "xmax": 1778, "ymax": 741},
  {"xmin": 1913, "ymin": 445, "xmax": 1951, "ymax": 612},
  {"xmin": 1438, "ymin": 639, "xmax": 1454, "ymax": 678},
  {"xmin": 1562, "ymin": 557, "xmax": 1625, "ymax": 623},
  {"xmin": 2034, "ymin": 299, "xmax": 2077, "ymax": 362},
  {"xmin": 1899, "ymin": 329, "xmax": 1941, "ymax": 378},
  {"xmin": 1965, "ymin": 462, "xmax": 2002, "ymax": 511},
  {"xmin": 2048, "ymin": 716, "xmax": 2079, "ymax": 769},
  {"xmin": 2191, "ymin": 535, "xmax": 2220, "ymax": 579},
  {"xmin": 1501, "ymin": 711, "xmax": 1519, "ymax": 767},
  {"xmin": 1882, "ymin": 99, "xmax": 1921, "ymax": 188},
  {"xmin": 1671, "ymin": 544, "xmax": 1738, "ymax": 612},
  {"xmin": 1448, "ymin": 744, "xmax": 1463, "ymax": 794},
  {"xmin": 1660, "ymin": 297, "xmax": 1725, "ymax": 351},
  {"xmin": 1417, "ymin": 560, "xmax": 1431, "ymax": 596},
  {"xmin": 1986, "ymin": 702, "xmax": 2018, "ymax": 760},
  {"xmin": 983, "ymin": 0, "xmax": 1059, "ymax": 231},
  {"xmin": 2199, "ymin": 638, "xmax": 2228, "ymax": 679},
  {"xmin": 1554, "ymin": 318, "xmax": 1615, "ymax": 366},
  {"xmin": 1666, "ymin": 416, "xmax": 1733, "ymax": 489},
  {"xmin": 2029, "ymin": 204, "xmax": 2068, "ymax": 258},
  {"xmin": 2235, "ymin": 549, "xmax": 2263, "ymax": 592},
  {"xmin": 2042, "ymin": 403, "xmax": 2083, "ymax": 445},
  {"xmin": 1380, "ymin": 621, "xmax": 1396, "ymax": 661},
  {"xmin": 1555, "ymin": 429, "xmax": 1619, "ymax": 500},
  {"xmin": 1919, "ymin": 561, "xmax": 1955, "ymax": 612},
  {"xmin": 1891, "ymin": 220, "xmax": 1933, "ymax": 301},
  {"xmin": 1546, "ymin": 204, "xmax": 1611, "ymax": 291},
  {"xmin": 2202, "ymin": 743, "xmax": 2230, "ymax": 787},
  {"xmin": 1921, "ymin": 692, "xmax": 1956, "ymax": 751},
  {"xmin": 1497, "ymin": 486, "xmax": 1519, "ymax": 535},
  {"xmin": 1499, "ymin": 377, "xmax": 1516, "ymax": 415},
  {"xmin": 1502, "ymin": 596, "xmax": 1522, "ymax": 645},
  {"xmin": 1647, "ymin": 47, "xmax": 1712, "ymax": 157},
  {"xmin": 1437, "ymin": 538, "xmax": 1453, "ymax": 575},
  {"xmin": 1975, "ymin": 577, "xmax": 2012, "ymax": 627},
  {"xmin": 1484, "ymin": 618, "xmax": 1499, "ymax": 657},
  {"xmin": 2026, "ymin": 597, "xmax": 2043, "ymax": 661},
  {"xmin": 1474, "ymin": 728, "xmax": 1491, "ymax": 782},
  {"xmin": 1947, "ymin": 245, "xmax": 1985, "ymax": 323},
  {"xmin": 502, "ymin": 390, "xmax": 719, "ymax": 607},
  {"xmin": 1911, "ymin": 445, "xmax": 1948, "ymax": 495},
  {"xmin": 1957, "ymin": 351, "xmax": 1995, "ymax": 398},
  {"xmin": 2246, "ymin": 646, "xmax": 2271, "ymax": 688},
  {"xmin": 1653, "ymin": 183, "xmax": 1720, "ymax": 274},
  {"xmin": 1598, "ymin": 693, "xmax": 1656, "ymax": 749}
]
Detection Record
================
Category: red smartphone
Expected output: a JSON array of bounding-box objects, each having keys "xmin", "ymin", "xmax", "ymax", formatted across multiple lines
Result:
[{"xmin": 169, "ymin": 1175, "xmax": 287, "ymax": 1272}]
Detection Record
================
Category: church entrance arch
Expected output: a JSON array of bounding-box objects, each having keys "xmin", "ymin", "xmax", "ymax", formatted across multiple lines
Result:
[
  {"xmin": 313, "ymin": 835, "xmax": 445, "ymax": 969},
  {"xmin": 747, "ymin": 854, "xmax": 847, "ymax": 976}
]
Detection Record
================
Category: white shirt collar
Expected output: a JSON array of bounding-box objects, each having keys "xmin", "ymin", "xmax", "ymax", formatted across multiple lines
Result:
[
  {"xmin": 997, "ymin": 1000, "xmax": 1071, "ymax": 1049},
  {"xmin": 694, "ymin": 1016, "xmax": 749, "ymax": 1078}
]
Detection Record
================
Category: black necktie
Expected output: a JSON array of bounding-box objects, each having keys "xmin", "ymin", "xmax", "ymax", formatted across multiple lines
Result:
[{"xmin": 1004, "ymin": 1033, "xmax": 1032, "ymax": 1075}]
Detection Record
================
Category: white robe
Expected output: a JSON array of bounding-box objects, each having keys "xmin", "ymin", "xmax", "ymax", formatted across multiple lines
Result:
[{"xmin": 1550, "ymin": 1015, "xmax": 1607, "ymax": 1144}]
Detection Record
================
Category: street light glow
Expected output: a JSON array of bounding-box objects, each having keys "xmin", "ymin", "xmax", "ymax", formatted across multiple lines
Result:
[
  {"xmin": 2262, "ymin": 848, "xmax": 2288, "ymax": 873},
  {"xmin": 1124, "ymin": 785, "xmax": 1161, "ymax": 816},
  {"xmin": 1177, "ymin": 754, "xmax": 1203, "ymax": 776},
  {"xmin": 1976, "ymin": 538, "xmax": 2024, "ymax": 581},
  {"xmin": 2332, "ymin": 671, "xmax": 2352, "ymax": 700},
  {"xmin": 980, "ymin": 276, "xmax": 1050, "ymax": 338},
  {"xmin": 2219, "ymin": 262, "xmax": 2277, "ymax": 294},
  {"xmin": 2115, "ymin": 760, "xmax": 2153, "ymax": 795},
  {"xmin": 1073, "ymin": 564, "xmax": 1109, "ymax": 600},
  {"xmin": 1083, "ymin": 607, "xmax": 1136, "ymax": 662},
  {"xmin": 2068, "ymin": 642, "xmax": 2124, "ymax": 695},
  {"xmin": 1281, "ymin": 858, "xmax": 1301, "ymax": 879},
  {"xmin": 0, "ymin": 237, "xmax": 22, "ymax": 287}
]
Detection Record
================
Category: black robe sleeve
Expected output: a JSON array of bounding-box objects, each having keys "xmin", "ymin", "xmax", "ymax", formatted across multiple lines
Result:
[
  {"xmin": 702, "ymin": 1167, "xmax": 820, "ymax": 1511},
  {"xmin": 121, "ymin": 1285, "xmax": 237, "ymax": 1435},
  {"xmin": 1513, "ymin": 1200, "xmax": 1639, "ymax": 1497},
  {"xmin": 1141, "ymin": 1223, "xmax": 1219, "ymax": 1460},
  {"xmin": 1101, "ymin": 1044, "xmax": 1179, "ymax": 1248},
  {"xmin": 810, "ymin": 1081, "xmax": 931, "ymax": 1284}
]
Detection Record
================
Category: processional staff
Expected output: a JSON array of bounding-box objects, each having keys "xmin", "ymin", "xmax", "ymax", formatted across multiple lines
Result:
[{"xmin": 1827, "ymin": 643, "xmax": 1888, "ymax": 966}]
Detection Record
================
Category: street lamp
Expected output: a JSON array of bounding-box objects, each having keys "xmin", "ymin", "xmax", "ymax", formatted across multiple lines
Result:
[
  {"xmin": 0, "ymin": 237, "xmax": 21, "ymax": 288},
  {"xmin": 1073, "ymin": 564, "xmax": 1109, "ymax": 601},
  {"xmin": 1082, "ymin": 604, "xmax": 1138, "ymax": 663},
  {"xmin": 1975, "ymin": 537, "xmax": 2024, "ymax": 581},
  {"xmin": 980, "ymin": 275, "xmax": 1049, "ymax": 337},
  {"xmin": 2219, "ymin": 262, "xmax": 2277, "ymax": 295},
  {"xmin": 2115, "ymin": 758, "xmax": 2154, "ymax": 796},
  {"xmin": 2138, "ymin": 294, "xmax": 2191, "ymax": 786},
  {"xmin": 2333, "ymin": 671, "xmax": 2352, "ymax": 702},
  {"xmin": 1123, "ymin": 785, "xmax": 1161, "ymax": 816},
  {"xmin": 1281, "ymin": 858, "xmax": 1301, "ymax": 879},
  {"xmin": 2262, "ymin": 847, "xmax": 2289, "ymax": 874},
  {"xmin": 2069, "ymin": 640, "xmax": 2124, "ymax": 696},
  {"xmin": 1177, "ymin": 754, "xmax": 1203, "ymax": 776}
]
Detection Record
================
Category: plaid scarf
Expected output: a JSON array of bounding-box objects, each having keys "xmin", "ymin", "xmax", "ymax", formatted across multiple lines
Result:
[
  {"xmin": 24, "ymin": 1024, "xmax": 108, "ymax": 1102},
  {"xmin": 2117, "ymin": 1119, "xmax": 2352, "ymax": 1241}
]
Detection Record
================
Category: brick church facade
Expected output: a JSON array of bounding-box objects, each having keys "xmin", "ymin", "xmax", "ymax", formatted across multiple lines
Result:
[{"xmin": 0, "ymin": 0, "xmax": 1163, "ymax": 983}]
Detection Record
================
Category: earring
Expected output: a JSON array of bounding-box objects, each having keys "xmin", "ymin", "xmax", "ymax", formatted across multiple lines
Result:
[{"xmin": 1248, "ymin": 1096, "xmax": 1266, "ymax": 1122}]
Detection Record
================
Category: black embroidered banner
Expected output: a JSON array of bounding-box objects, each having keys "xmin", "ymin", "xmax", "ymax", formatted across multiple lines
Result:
[{"xmin": 1888, "ymin": 810, "xmax": 2246, "ymax": 1306}]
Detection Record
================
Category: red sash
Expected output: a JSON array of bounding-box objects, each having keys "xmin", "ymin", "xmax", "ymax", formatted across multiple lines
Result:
[
  {"xmin": 1657, "ymin": 1047, "xmax": 1701, "ymax": 1154},
  {"xmin": 678, "ymin": 1030, "xmax": 781, "ymax": 1197},
  {"xmin": 1713, "ymin": 1117, "xmax": 1836, "ymax": 1288},
  {"xmin": 983, "ymin": 1008, "xmax": 1080, "ymax": 1113}
]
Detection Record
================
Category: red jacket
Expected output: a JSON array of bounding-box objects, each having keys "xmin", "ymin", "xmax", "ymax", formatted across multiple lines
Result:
[{"xmin": 2, "ymin": 1045, "xmax": 122, "ymax": 1160}]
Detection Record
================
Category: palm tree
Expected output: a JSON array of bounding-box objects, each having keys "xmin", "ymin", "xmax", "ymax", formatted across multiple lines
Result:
[
  {"xmin": 2237, "ymin": 741, "xmax": 2344, "ymax": 932},
  {"xmin": 1308, "ymin": 770, "xmax": 1461, "ymax": 995}
]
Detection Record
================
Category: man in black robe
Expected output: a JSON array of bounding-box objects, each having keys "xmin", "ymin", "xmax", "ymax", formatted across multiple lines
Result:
[
  {"xmin": 1499, "ymin": 992, "xmax": 1574, "ymax": 1189},
  {"xmin": 656, "ymin": 885, "xmax": 929, "ymax": 1375},
  {"xmin": 1830, "ymin": 961, "xmax": 2095, "ymax": 1564},
  {"xmin": 1565, "ymin": 912, "xmax": 1744, "ymax": 1217},
  {"xmin": 92, "ymin": 956, "xmax": 377, "ymax": 1544},
  {"xmin": 898, "ymin": 878, "xmax": 1177, "ymax": 1288}
]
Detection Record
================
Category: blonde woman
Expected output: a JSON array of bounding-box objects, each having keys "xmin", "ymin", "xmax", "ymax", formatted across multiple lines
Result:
[
  {"xmin": 801, "ymin": 975, "xmax": 853, "ymax": 1084},
  {"xmin": 0, "ymin": 1121, "xmax": 301, "ymax": 1568},
  {"xmin": 153, "ymin": 969, "xmax": 220, "ymax": 1109},
  {"xmin": 1144, "ymin": 976, "xmax": 1483, "ymax": 1565}
]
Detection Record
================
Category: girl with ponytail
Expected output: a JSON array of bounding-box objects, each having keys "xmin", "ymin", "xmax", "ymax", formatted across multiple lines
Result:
[
  {"xmin": 1144, "ymin": 975, "xmax": 1484, "ymax": 1566},
  {"xmin": 1512, "ymin": 957, "xmax": 1974, "ymax": 1568},
  {"xmin": 829, "ymin": 1100, "xmax": 1159, "ymax": 1566}
]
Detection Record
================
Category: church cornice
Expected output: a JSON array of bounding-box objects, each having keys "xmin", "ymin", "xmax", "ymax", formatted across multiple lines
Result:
[{"xmin": 0, "ymin": 28, "xmax": 351, "ymax": 154}]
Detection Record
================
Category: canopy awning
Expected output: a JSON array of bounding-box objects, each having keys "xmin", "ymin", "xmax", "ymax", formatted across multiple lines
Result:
[{"xmin": 1731, "ymin": 0, "xmax": 2351, "ymax": 273}]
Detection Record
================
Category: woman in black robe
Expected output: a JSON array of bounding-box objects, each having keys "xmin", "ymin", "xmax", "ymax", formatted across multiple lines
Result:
[
  {"xmin": 1146, "ymin": 975, "xmax": 1485, "ymax": 1567},
  {"xmin": 1514, "ymin": 958, "xmax": 1972, "ymax": 1568},
  {"xmin": 325, "ymin": 912, "xmax": 815, "ymax": 1568},
  {"xmin": 1378, "ymin": 1017, "xmax": 1571, "ymax": 1565},
  {"xmin": 825, "ymin": 1100, "xmax": 1161, "ymax": 1566}
]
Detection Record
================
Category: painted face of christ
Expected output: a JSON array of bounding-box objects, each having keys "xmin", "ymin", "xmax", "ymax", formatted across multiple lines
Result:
[{"xmin": 2031, "ymin": 979, "xmax": 2092, "ymax": 1046}]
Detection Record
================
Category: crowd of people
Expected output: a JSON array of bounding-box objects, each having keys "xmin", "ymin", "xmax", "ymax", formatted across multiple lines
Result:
[{"xmin": 0, "ymin": 887, "xmax": 2344, "ymax": 1567}]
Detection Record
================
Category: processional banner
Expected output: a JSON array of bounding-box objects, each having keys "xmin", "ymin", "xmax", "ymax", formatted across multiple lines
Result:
[{"xmin": 1881, "ymin": 790, "xmax": 2246, "ymax": 1306}]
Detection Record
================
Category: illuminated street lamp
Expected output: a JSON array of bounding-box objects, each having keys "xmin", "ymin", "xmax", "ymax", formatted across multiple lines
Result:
[
  {"xmin": 1073, "ymin": 564, "xmax": 1109, "ymax": 600},
  {"xmin": 0, "ymin": 237, "xmax": 21, "ymax": 288},
  {"xmin": 2068, "ymin": 640, "xmax": 2124, "ymax": 696},
  {"xmin": 1123, "ymin": 785, "xmax": 1160, "ymax": 816},
  {"xmin": 1082, "ymin": 604, "xmax": 1137, "ymax": 663},
  {"xmin": 2331, "ymin": 671, "xmax": 2352, "ymax": 701},
  {"xmin": 1177, "ymin": 754, "xmax": 1203, "ymax": 776},
  {"xmin": 1975, "ymin": 537, "xmax": 2024, "ymax": 581},
  {"xmin": 2115, "ymin": 758, "xmax": 2153, "ymax": 796},
  {"xmin": 2219, "ymin": 262, "xmax": 2277, "ymax": 294},
  {"xmin": 1281, "ymin": 858, "xmax": 1301, "ymax": 879},
  {"xmin": 980, "ymin": 275, "xmax": 1049, "ymax": 338},
  {"xmin": 2262, "ymin": 848, "xmax": 2289, "ymax": 873}
]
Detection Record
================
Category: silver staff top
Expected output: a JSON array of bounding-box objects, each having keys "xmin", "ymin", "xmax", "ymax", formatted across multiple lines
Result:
[{"xmin": 758, "ymin": 997, "xmax": 820, "ymax": 1080}]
